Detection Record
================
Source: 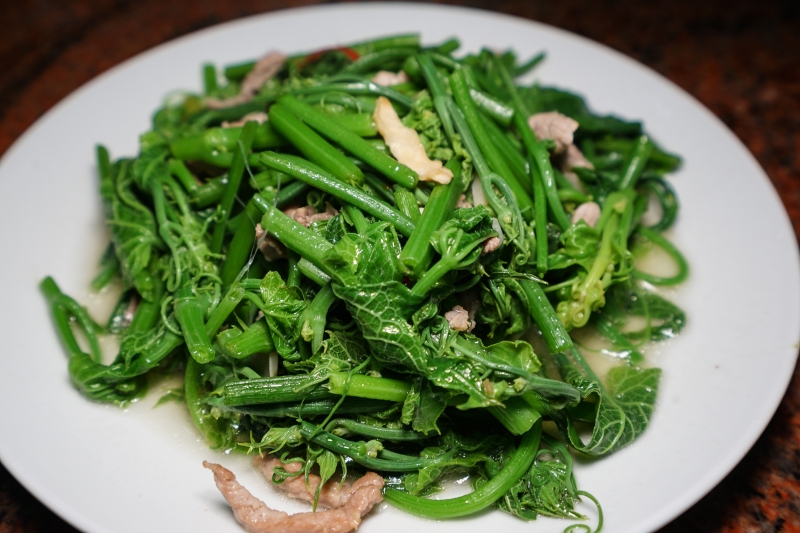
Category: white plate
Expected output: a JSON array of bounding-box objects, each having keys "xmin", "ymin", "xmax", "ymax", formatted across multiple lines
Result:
[{"xmin": 0, "ymin": 4, "xmax": 797, "ymax": 533}]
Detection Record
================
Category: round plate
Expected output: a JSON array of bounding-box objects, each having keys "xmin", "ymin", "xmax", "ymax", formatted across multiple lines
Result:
[{"xmin": 0, "ymin": 4, "xmax": 797, "ymax": 533}]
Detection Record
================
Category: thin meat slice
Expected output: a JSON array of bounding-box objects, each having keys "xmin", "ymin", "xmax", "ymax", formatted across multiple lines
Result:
[
  {"xmin": 206, "ymin": 52, "xmax": 287, "ymax": 109},
  {"xmin": 527, "ymin": 112, "xmax": 579, "ymax": 154},
  {"xmin": 373, "ymin": 96, "xmax": 453, "ymax": 184},
  {"xmin": 571, "ymin": 201, "xmax": 601, "ymax": 228},
  {"xmin": 254, "ymin": 204, "xmax": 337, "ymax": 261},
  {"xmin": 254, "ymin": 455, "xmax": 383, "ymax": 510},
  {"xmin": 283, "ymin": 203, "xmax": 338, "ymax": 228},
  {"xmin": 558, "ymin": 143, "xmax": 594, "ymax": 191},
  {"xmin": 203, "ymin": 460, "xmax": 383, "ymax": 533},
  {"xmin": 562, "ymin": 143, "xmax": 594, "ymax": 172},
  {"xmin": 222, "ymin": 112, "xmax": 270, "ymax": 128}
]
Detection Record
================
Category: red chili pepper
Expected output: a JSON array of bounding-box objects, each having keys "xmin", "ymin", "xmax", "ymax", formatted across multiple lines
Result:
[{"xmin": 296, "ymin": 47, "xmax": 361, "ymax": 70}]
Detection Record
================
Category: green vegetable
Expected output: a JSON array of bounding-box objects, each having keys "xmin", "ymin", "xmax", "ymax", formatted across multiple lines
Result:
[{"xmin": 42, "ymin": 34, "xmax": 687, "ymax": 531}]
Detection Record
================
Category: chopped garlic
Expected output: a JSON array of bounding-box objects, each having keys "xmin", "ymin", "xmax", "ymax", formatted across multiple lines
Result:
[
  {"xmin": 373, "ymin": 96, "xmax": 453, "ymax": 184},
  {"xmin": 371, "ymin": 70, "xmax": 409, "ymax": 86}
]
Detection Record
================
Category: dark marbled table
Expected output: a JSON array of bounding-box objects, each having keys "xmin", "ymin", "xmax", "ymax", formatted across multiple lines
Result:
[{"xmin": 1, "ymin": 1, "xmax": 798, "ymax": 531}]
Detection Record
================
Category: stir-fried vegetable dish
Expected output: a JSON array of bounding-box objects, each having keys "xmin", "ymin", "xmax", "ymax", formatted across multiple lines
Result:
[{"xmin": 41, "ymin": 33, "xmax": 687, "ymax": 532}]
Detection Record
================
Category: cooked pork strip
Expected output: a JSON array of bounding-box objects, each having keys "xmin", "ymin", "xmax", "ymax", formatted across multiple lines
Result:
[
  {"xmin": 205, "ymin": 52, "xmax": 286, "ymax": 109},
  {"xmin": 204, "ymin": 460, "xmax": 383, "ymax": 533}
]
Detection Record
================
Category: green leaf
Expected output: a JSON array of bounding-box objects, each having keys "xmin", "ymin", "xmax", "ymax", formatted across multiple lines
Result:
[
  {"xmin": 257, "ymin": 271, "xmax": 307, "ymax": 361},
  {"xmin": 411, "ymin": 381, "xmax": 448, "ymax": 435},
  {"xmin": 100, "ymin": 160, "xmax": 162, "ymax": 301},
  {"xmin": 519, "ymin": 85, "xmax": 642, "ymax": 136},
  {"xmin": 553, "ymin": 349, "xmax": 661, "ymax": 456},
  {"xmin": 333, "ymin": 281, "xmax": 427, "ymax": 372}
]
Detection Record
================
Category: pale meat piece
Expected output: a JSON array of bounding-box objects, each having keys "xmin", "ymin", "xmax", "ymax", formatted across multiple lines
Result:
[
  {"xmin": 205, "ymin": 52, "xmax": 287, "ymax": 109},
  {"xmin": 456, "ymin": 194, "xmax": 472, "ymax": 209},
  {"xmin": 254, "ymin": 455, "xmax": 383, "ymax": 510},
  {"xmin": 254, "ymin": 204, "xmax": 338, "ymax": 261},
  {"xmin": 371, "ymin": 70, "xmax": 409, "ymax": 86},
  {"xmin": 482, "ymin": 236, "xmax": 502, "ymax": 254},
  {"xmin": 481, "ymin": 218, "xmax": 504, "ymax": 254},
  {"xmin": 562, "ymin": 143, "xmax": 594, "ymax": 172},
  {"xmin": 571, "ymin": 201, "xmax": 601, "ymax": 228},
  {"xmin": 222, "ymin": 111, "xmax": 270, "ymax": 128},
  {"xmin": 527, "ymin": 112, "xmax": 579, "ymax": 154},
  {"xmin": 373, "ymin": 96, "xmax": 453, "ymax": 184},
  {"xmin": 255, "ymin": 223, "xmax": 287, "ymax": 261},
  {"xmin": 283, "ymin": 203, "xmax": 338, "ymax": 228},
  {"xmin": 558, "ymin": 143, "xmax": 594, "ymax": 191},
  {"xmin": 444, "ymin": 305, "xmax": 476, "ymax": 332},
  {"xmin": 203, "ymin": 460, "xmax": 383, "ymax": 533}
]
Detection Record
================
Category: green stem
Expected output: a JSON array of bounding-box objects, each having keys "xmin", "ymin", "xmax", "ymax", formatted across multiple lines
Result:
[
  {"xmin": 632, "ymin": 226, "xmax": 689, "ymax": 285},
  {"xmin": 269, "ymin": 102, "xmax": 364, "ymax": 186},
  {"xmin": 204, "ymin": 284, "xmax": 246, "ymax": 337},
  {"xmin": 384, "ymin": 421, "xmax": 542, "ymax": 517},
  {"xmin": 220, "ymin": 200, "xmax": 261, "ymax": 287},
  {"xmin": 532, "ymin": 151, "xmax": 549, "ymax": 276},
  {"xmin": 185, "ymin": 356, "xmax": 229, "ymax": 450},
  {"xmin": 342, "ymin": 204, "xmax": 370, "ymax": 235},
  {"xmin": 168, "ymin": 159, "xmax": 200, "ymax": 194},
  {"xmin": 325, "ymin": 418, "xmax": 429, "ymax": 441},
  {"xmin": 299, "ymin": 283, "xmax": 337, "ymax": 353},
  {"xmin": 328, "ymin": 372, "xmax": 411, "ymax": 402},
  {"xmin": 519, "ymin": 279, "xmax": 575, "ymax": 355},
  {"xmin": 40, "ymin": 277, "xmax": 90, "ymax": 359},
  {"xmin": 258, "ymin": 152, "xmax": 415, "ymax": 237},
  {"xmin": 252, "ymin": 196, "xmax": 337, "ymax": 280},
  {"xmin": 417, "ymin": 53, "xmax": 455, "ymax": 142},
  {"xmin": 478, "ymin": 111, "xmax": 528, "ymax": 185},
  {"xmin": 399, "ymin": 159, "xmax": 464, "ymax": 277},
  {"xmin": 471, "ymin": 88, "xmax": 515, "ymax": 126},
  {"xmin": 278, "ymin": 94, "xmax": 418, "ymax": 189},
  {"xmin": 202, "ymin": 63, "xmax": 218, "ymax": 95},
  {"xmin": 223, "ymin": 375, "xmax": 335, "ymax": 406},
  {"xmin": 298, "ymin": 421, "xmax": 456, "ymax": 472},
  {"xmin": 224, "ymin": 398, "xmax": 392, "ymax": 418},
  {"xmin": 450, "ymin": 69, "xmax": 533, "ymax": 211},
  {"xmin": 210, "ymin": 120, "xmax": 257, "ymax": 253},
  {"xmin": 514, "ymin": 112, "xmax": 572, "ymax": 230},
  {"xmin": 619, "ymin": 135, "xmax": 653, "ymax": 190},
  {"xmin": 341, "ymin": 47, "xmax": 418, "ymax": 75},
  {"xmin": 297, "ymin": 258, "xmax": 332, "ymax": 286},
  {"xmin": 174, "ymin": 288, "xmax": 215, "ymax": 364},
  {"xmin": 217, "ymin": 319, "xmax": 275, "ymax": 359},
  {"xmin": 393, "ymin": 187, "xmax": 421, "ymax": 223}
]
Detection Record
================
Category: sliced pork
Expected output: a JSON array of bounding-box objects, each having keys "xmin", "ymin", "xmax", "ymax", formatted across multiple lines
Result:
[
  {"xmin": 206, "ymin": 52, "xmax": 287, "ymax": 109},
  {"xmin": 204, "ymin": 459, "xmax": 383, "ymax": 533},
  {"xmin": 527, "ymin": 112, "xmax": 579, "ymax": 154},
  {"xmin": 571, "ymin": 201, "xmax": 601, "ymax": 228}
]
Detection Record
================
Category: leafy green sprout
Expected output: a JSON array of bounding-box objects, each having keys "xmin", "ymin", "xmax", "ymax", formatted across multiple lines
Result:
[{"xmin": 40, "ymin": 33, "xmax": 690, "ymax": 532}]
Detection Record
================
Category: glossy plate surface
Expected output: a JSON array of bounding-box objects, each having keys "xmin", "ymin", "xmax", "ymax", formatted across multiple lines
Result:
[{"xmin": 0, "ymin": 4, "xmax": 797, "ymax": 533}]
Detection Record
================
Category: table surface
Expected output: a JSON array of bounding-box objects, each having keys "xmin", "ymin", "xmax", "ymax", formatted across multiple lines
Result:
[{"xmin": 1, "ymin": 1, "xmax": 798, "ymax": 531}]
